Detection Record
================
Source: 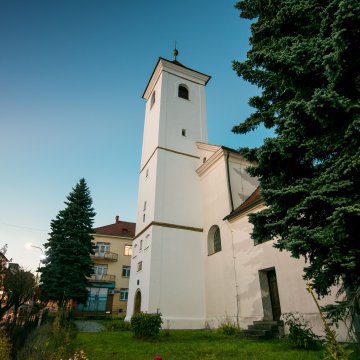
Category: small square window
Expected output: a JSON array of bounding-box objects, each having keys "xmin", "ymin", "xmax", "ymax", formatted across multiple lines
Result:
[
  {"xmin": 122, "ymin": 265, "xmax": 130, "ymax": 277},
  {"xmin": 181, "ymin": 129, "xmax": 186, "ymax": 137},
  {"xmin": 124, "ymin": 245, "xmax": 132, "ymax": 256},
  {"xmin": 137, "ymin": 261, "xmax": 143, "ymax": 272}
]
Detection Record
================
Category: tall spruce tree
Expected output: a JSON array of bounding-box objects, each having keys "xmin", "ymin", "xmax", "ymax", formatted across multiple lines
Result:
[
  {"xmin": 232, "ymin": 0, "xmax": 360, "ymax": 302},
  {"xmin": 40, "ymin": 178, "xmax": 95, "ymax": 306}
]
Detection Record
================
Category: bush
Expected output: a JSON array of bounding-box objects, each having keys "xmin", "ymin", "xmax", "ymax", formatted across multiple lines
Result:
[
  {"xmin": 106, "ymin": 316, "xmax": 131, "ymax": 331},
  {"xmin": 217, "ymin": 319, "xmax": 240, "ymax": 336},
  {"xmin": 0, "ymin": 328, "xmax": 12, "ymax": 360},
  {"xmin": 130, "ymin": 312, "xmax": 163, "ymax": 338},
  {"xmin": 281, "ymin": 312, "xmax": 322, "ymax": 350},
  {"xmin": 17, "ymin": 310, "xmax": 80, "ymax": 360}
]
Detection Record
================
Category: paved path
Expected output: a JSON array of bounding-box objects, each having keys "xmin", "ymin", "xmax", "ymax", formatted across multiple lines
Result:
[{"xmin": 74, "ymin": 320, "xmax": 105, "ymax": 332}]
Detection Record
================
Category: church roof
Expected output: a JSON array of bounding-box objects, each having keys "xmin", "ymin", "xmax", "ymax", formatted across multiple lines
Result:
[
  {"xmin": 223, "ymin": 187, "xmax": 263, "ymax": 221},
  {"xmin": 94, "ymin": 217, "xmax": 135, "ymax": 238},
  {"xmin": 142, "ymin": 57, "xmax": 211, "ymax": 99}
]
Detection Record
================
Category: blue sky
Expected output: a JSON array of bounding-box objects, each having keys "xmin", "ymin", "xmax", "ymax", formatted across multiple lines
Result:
[{"xmin": 0, "ymin": 0, "xmax": 272, "ymax": 271}]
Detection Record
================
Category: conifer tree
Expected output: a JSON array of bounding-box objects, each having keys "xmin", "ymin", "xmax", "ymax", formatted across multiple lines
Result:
[
  {"xmin": 232, "ymin": 0, "xmax": 360, "ymax": 302},
  {"xmin": 40, "ymin": 178, "xmax": 95, "ymax": 307}
]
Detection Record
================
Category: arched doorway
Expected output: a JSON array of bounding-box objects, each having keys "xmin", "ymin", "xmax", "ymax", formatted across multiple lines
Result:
[{"xmin": 134, "ymin": 290, "xmax": 141, "ymax": 314}]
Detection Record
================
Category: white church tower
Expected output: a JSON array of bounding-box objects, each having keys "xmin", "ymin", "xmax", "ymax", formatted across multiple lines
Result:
[{"xmin": 126, "ymin": 53, "xmax": 211, "ymax": 328}]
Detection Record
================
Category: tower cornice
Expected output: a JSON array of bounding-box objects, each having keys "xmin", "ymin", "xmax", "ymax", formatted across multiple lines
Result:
[{"xmin": 142, "ymin": 57, "xmax": 211, "ymax": 100}]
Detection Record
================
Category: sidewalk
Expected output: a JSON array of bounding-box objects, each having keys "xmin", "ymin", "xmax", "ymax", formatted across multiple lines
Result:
[{"xmin": 74, "ymin": 320, "xmax": 105, "ymax": 332}]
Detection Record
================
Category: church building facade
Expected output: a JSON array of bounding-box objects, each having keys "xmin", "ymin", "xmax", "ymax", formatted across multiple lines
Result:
[{"xmin": 126, "ymin": 57, "xmax": 345, "ymax": 339}]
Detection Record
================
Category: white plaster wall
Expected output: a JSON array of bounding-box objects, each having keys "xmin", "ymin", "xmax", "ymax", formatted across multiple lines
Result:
[
  {"xmin": 228, "ymin": 156, "xmax": 259, "ymax": 209},
  {"xmin": 154, "ymin": 150, "xmax": 203, "ymax": 228},
  {"xmin": 140, "ymin": 77, "xmax": 162, "ymax": 169},
  {"xmin": 159, "ymin": 72, "xmax": 208, "ymax": 155},
  {"xmin": 228, "ymin": 214, "xmax": 348, "ymax": 341},
  {"xmin": 200, "ymin": 158, "xmax": 232, "ymax": 221},
  {"xmin": 136, "ymin": 154, "xmax": 157, "ymax": 234},
  {"xmin": 126, "ymin": 227, "xmax": 153, "ymax": 320},
  {"xmin": 196, "ymin": 145, "xmax": 219, "ymax": 168},
  {"xmin": 147, "ymin": 225, "xmax": 206, "ymax": 329}
]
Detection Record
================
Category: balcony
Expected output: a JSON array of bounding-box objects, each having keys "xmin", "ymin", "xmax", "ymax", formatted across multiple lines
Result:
[
  {"xmin": 89, "ymin": 274, "xmax": 116, "ymax": 283},
  {"xmin": 91, "ymin": 251, "xmax": 118, "ymax": 261}
]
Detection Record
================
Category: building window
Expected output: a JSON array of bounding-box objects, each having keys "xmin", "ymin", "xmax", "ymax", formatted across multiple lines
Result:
[
  {"xmin": 124, "ymin": 245, "xmax": 132, "ymax": 256},
  {"xmin": 146, "ymin": 168, "xmax": 149, "ymax": 178},
  {"xmin": 143, "ymin": 201, "xmax": 147, "ymax": 211},
  {"xmin": 150, "ymin": 91, "xmax": 155, "ymax": 108},
  {"xmin": 208, "ymin": 225, "xmax": 222, "ymax": 255},
  {"xmin": 137, "ymin": 261, "xmax": 143, "ymax": 272},
  {"xmin": 120, "ymin": 288, "xmax": 129, "ymax": 301},
  {"xmin": 214, "ymin": 227, "xmax": 222, "ymax": 253},
  {"xmin": 122, "ymin": 265, "xmax": 130, "ymax": 277},
  {"xmin": 140, "ymin": 239, "xmax": 143, "ymax": 251},
  {"xmin": 181, "ymin": 129, "xmax": 187, "ymax": 137},
  {"xmin": 93, "ymin": 264, "xmax": 108, "ymax": 281},
  {"xmin": 95, "ymin": 242, "xmax": 110, "ymax": 254},
  {"xmin": 143, "ymin": 214, "xmax": 145, "ymax": 222},
  {"xmin": 178, "ymin": 84, "xmax": 189, "ymax": 100}
]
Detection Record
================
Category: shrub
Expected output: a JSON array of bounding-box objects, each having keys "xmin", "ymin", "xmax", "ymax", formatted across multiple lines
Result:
[
  {"xmin": 281, "ymin": 312, "xmax": 322, "ymax": 350},
  {"xmin": 106, "ymin": 316, "xmax": 131, "ymax": 331},
  {"xmin": 0, "ymin": 328, "xmax": 12, "ymax": 360},
  {"xmin": 130, "ymin": 312, "xmax": 163, "ymax": 338},
  {"xmin": 217, "ymin": 319, "xmax": 240, "ymax": 336},
  {"xmin": 17, "ymin": 310, "xmax": 78, "ymax": 360}
]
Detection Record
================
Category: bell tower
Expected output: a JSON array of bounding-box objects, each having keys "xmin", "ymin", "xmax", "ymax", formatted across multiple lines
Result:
[{"xmin": 126, "ymin": 54, "xmax": 211, "ymax": 328}]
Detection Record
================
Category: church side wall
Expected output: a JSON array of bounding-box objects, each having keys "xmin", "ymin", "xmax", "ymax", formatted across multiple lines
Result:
[
  {"xmin": 198, "ymin": 156, "xmax": 238, "ymax": 324},
  {"xmin": 228, "ymin": 213, "xmax": 349, "ymax": 341}
]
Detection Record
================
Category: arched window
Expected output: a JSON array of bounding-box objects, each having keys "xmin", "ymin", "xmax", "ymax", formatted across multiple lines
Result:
[
  {"xmin": 208, "ymin": 225, "xmax": 222, "ymax": 255},
  {"xmin": 150, "ymin": 91, "xmax": 155, "ymax": 108},
  {"xmin": 134, "ymin": 290, "xmax": 141, "ymax": 314},
  {"xmin": 178, "ymin": 84, "xmax": 189, "ymax": 100}
]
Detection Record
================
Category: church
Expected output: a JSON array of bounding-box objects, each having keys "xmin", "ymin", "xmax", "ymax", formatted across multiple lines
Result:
[{"xmin": 125, "ymin": 55, "xmax": 345, "ymax": 338}]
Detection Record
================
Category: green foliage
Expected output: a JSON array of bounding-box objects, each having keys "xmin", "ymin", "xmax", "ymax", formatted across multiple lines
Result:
[
  {"xmin": 17, "ymin": 310, "xmax": 80, "ymax": 360},
  {"xmin": 307, "ymin": 284, "xmax": 353, "ymax": 360},
  {"xmin": 105, "ymin": 316, "xmax": 131, "ymax": 331},
  {"xmin": 40, "ymin": 178, "xmax": 96, "ymax": 306},
  {"xmin": 217, "ymin": 319, "xmax": 241, "ymax": 336},
  {"xmin": 281, "ymin": 312, "xmax": 322, "ymax": 350},
  {"xmin": 322, "ymin": 287, "xmax": 360, "ymax": 344},
  {"xmin": 130, "ymin": 312, "xmax": 163, "ymax": 338},
  {"xmin": 0, "ymin": 246, "xmax": 36, "ymax": 320},
  {"xmin": 0, "ymin": 328, "xmax": 11, "ymax": 360},
  {"xmin": 233, "ymin": 0, "xmax": 360, "ymax": 306}
]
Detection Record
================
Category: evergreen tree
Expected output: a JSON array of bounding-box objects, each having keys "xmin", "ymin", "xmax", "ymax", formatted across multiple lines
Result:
[
  {"xmin": 232, "ymin": 0, "xmax": 360, "ymax": 301},
  {"xmin": 40, "ymin": 178, "xmax": 96, "ymax": 306}
]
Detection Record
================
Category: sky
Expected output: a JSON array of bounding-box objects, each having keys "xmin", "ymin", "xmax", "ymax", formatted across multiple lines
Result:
[{"xmin": 0, "ymin": 0, "xmax": 272, "ymax": 272}]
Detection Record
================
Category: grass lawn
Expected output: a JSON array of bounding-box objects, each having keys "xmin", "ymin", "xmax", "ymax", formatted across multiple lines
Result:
[{"xmin": 75, "ymin": 328, "xmax": 325, "ymax": 360}]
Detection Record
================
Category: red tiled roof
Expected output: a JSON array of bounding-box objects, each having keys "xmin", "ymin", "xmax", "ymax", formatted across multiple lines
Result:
[
  {"xmin": 224, "ymin": 187, "xmax": 263, "ymax": 221},
  {"xmin": 94, "ymin": 218, "xmax": 136, "ymax": 238}
]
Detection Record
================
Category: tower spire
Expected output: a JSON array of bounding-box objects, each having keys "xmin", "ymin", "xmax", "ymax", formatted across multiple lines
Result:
[{"xmin": 173, "ymin": 41, "xmax": 179, "ymax": 61}]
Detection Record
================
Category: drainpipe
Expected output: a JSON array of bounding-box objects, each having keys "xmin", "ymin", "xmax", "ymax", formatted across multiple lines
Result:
[
  {"xmin": 226, "ymin": 151, "xmax": 235, "ymax": 213},
  {"xmin": 223, "ymin": 220, "xmax": 240, "ymax": 330}
]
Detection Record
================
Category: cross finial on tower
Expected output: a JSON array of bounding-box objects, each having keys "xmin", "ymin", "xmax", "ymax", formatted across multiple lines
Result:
[{"xmin": 173, "ymin": 42, "xmax": 179, "ymax": 61}]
